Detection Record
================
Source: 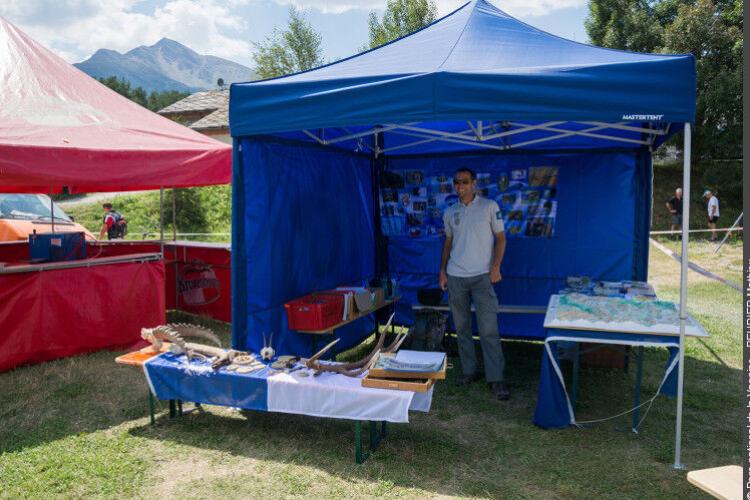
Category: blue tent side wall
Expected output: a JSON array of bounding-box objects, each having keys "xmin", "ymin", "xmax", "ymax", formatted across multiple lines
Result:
[
  {"xmin": 384, "ymin": 149, "xmax": 652, "ymax": 338},
  {"xmin": 232, "ymin": 138, "xmax": 653, "ymax": 354},
  {"xmin": 232, "ymin": 137, "xmax": 375, "ymax": 357}
]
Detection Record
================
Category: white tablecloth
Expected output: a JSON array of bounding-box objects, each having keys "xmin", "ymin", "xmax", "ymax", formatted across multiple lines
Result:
[{"xmin": 267, "ymin": 368, "xmax": 433, "ymax": 423}]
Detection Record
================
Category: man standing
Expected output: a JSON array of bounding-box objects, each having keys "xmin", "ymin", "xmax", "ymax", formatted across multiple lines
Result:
[
  {"xmin": 98, "ymin": 203, "xmax": 126, "ymax": 240},
  {"xmin": 703, "ymin": 189, "xmax": 720, "ymax": 241},
  {"xmin": 439, "ymin": 168, "xmax": 509, "ymax": 400},
  {"xmin": 665, "ymin": 188, "xmax": 683, "ymax": 234}
]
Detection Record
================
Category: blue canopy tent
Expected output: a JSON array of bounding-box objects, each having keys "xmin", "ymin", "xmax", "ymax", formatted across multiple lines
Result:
[{"xmin": 229, "ymin": 0, "xmax": 696, "ymax": 467}]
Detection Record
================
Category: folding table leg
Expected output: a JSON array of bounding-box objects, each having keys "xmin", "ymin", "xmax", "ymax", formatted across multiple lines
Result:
[
  {"xmin": 571, "ymin": 343, "xmax": 580, "ymax": 409},
  {"xmin": 178, "ymin": 400, "xmax": 183, "ymax": 417},
  {"xmin": 169, "ymin": 399, "xmax": 176, "ymax": 418},
  {"xmin": 148, "ymin": 391, "xmax": 155, "ymax": 425},
  {"xmin": 355, "ymin": 421, "xmax": 367, "ymax": 464},
  {"xmin": 354, "ymin": 420, "xmax": 388, "ymax": 463},
  {"xmin": 632, "ymin": 346, "xmax": 644, "ymax": 432}
]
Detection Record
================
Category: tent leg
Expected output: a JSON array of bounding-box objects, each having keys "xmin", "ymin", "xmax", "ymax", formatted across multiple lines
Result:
[
  {"xmin": 632, "ymin": 346, "xmax": 644, "ymax": 432},
  {"xmin": 159, "ymin": 187, "xmax": 164, "ymax": 257},
  {"xmin": 49, "ymin": 186, "xmax": 55, "ymax": 233},
  {"xmin": 673, "ymin": 123, "xmax": 691, "ymax": 470},
  {"xmin": 714, "ymin": 212, "xmax": 743, "ymax": 254},
  {"xmin": 172, "ymin": 188, "xmax": 177, "ymax": 242}
]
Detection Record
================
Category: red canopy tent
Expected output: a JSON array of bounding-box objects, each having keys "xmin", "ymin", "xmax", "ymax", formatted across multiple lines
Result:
[
  {"xmin": 0, "ymin": 17, "xmax": 230, "ymax": 372},
  {"xmin": 0, "ymin": 16, "xmax": 231, "ymax": 193}
]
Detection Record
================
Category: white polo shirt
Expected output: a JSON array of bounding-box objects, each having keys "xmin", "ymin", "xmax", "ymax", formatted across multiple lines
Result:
[
  {"xmin": 707, "ymin": 196, "xmax": 720, "ymax": 217},
  {"xmin": 443, "ymin": 195, "xmax": 504, "ymax": 277}
]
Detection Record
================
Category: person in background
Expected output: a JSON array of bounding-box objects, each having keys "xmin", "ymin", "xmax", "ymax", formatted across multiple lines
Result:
[
  {"xmin": 665, "ymin": 188, "xmax": 683, "ymax": 234},
  {"xmin": 703, "ymin": 190, "xmax": 720, "ymax": 241},
  {"xmin": 439, "ymin": 167, "xmax": 509, "ymax": 401},
  {"xmin": 98, "ymin": 203, "xmax": 126, "ymax": 240}
]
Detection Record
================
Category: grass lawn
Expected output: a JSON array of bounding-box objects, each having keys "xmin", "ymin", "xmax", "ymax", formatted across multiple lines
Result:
[{"xmin": 0, "ymin": 241, "xmax": 741, "ymax": 498}]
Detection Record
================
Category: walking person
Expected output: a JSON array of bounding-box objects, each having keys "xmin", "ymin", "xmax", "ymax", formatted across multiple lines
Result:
[
  {"xmin": 439, "ymin": 167, "xmax": 509, "ymax": 400},
  {"xmin": 703, "ymin": 189, "xmax": 720, "ymax": 241},
  {"xmin": 98, "ymin": 203, "xmax": 128, "ymax": 240},
  {"xmin": 665, "ymin": 188, "xmax": 683, "ymax": 235}
]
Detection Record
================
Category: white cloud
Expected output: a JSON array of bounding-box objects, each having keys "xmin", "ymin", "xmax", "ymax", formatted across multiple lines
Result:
[
  {"xmin": 268, "ymin": 0, "xmax": 382, "ymax": 15},
  {"xmin": 0, "ymin": 0, "xmax": 586, "ymax": 66},
  {"xmin": 482, "ymin": 0, "xmax": 586, "ymax": 17},
  {"xmin": 269, "ymin": 0, "xmax": 585, "ymax": 17},
  {"xmin": 0, "ymin": 0, "xmax": 253, "ymax": 63}
]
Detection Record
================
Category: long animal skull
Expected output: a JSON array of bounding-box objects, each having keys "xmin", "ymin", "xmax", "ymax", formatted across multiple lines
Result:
[{"xmin": 260, "ymin": 332, "xmax": 275, "ymax": 361}]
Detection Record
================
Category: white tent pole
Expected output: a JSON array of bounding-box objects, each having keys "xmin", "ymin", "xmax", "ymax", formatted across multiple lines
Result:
[
  {"xmin": 172, "ymin": 188, "xmax": 177, "ymax": 242},
  {"xmin": 673, "ymin": 122, "xmax": 691, "ymax": 470},
  {"xmin": 49, "ymin": 185, "xmax": 55, "ymax": 234},
  {"xmin": 159, "ymin": 187, "xmax": 164, "ymax": 258},
  {"xmin": 714, "ymin": 211, "xmax": 743, "ymax": 254}
]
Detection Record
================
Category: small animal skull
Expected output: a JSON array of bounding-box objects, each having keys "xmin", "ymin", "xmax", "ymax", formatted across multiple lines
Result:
[{"xmin": 260, "ymin": 332, "xmax": 275, "ymax": 361}]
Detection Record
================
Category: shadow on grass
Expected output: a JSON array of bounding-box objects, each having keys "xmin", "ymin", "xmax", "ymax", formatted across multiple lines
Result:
[
  {"xmin": 0, "ymin": 349, "xmax": 157, "ymax": 454},
  {"xmin": 0, "ymin": 312, "xmax": 231, "ymax": 455}
]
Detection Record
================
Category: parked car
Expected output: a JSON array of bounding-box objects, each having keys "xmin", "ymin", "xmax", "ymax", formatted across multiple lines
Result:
[{"xmin": 0, "ymin": 194, "xmax": 95, "ymax": 242}]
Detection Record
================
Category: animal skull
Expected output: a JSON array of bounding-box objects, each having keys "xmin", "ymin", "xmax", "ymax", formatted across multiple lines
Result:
[{"xmin": 260, "ymin": 332, "xmax": 275, "ymax": 361}]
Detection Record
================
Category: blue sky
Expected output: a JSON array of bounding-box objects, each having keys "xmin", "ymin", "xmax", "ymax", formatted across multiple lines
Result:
[{"xmin": 0, "ymin": 0, "xmax": 589, "ymax": 68}]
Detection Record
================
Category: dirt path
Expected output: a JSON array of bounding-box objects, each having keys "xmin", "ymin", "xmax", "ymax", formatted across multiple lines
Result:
[{"xmin": 57, "ymin": 191, "xmax": 153, "ymax": 208}]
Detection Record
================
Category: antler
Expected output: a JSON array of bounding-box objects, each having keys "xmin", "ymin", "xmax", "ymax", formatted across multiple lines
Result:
[
  {"xmin": 304, "ymin": 338, "xmax": 340, "ymax": 368},
  {"xmin": 304, "ymin": 312, "xmax": 404, "ymax": 377}
]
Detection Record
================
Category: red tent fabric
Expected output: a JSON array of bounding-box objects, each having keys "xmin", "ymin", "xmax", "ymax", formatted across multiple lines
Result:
[{"xmin": 0, "ymin": 16, "xmax": 231, "ymax": 193}]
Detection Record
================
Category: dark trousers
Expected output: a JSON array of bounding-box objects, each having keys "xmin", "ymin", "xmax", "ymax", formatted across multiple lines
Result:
[{"xmin": 447, "ymin": 273, "xmax": 505, "ymax": 382}]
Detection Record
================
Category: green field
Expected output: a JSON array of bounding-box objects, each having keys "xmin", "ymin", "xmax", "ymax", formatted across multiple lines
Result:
[{"xmin": 0, "ymin": 240, "xmax": 741, "ymax": 498}]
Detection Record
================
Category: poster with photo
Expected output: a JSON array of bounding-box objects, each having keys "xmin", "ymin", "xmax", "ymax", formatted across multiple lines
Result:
[
  {"xmin": 405, "ymin": 170, "xmax": 426, "ymax": 186},
  {"xmin": 529, "ymin": 166, "xmax": 558, "ymax": 187},
  {"xmin": 410, "ymin": 197, "xmax": 428, "ymax": 214},
  {"xmin": 380, "ymin": 166, "xmax": 558, "ymax": 238}
]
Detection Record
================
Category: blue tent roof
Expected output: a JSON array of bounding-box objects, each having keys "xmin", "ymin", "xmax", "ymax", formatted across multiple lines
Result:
[{"xmin": 230, "ymin": 0, "xmax": 695, "ymax": 150}]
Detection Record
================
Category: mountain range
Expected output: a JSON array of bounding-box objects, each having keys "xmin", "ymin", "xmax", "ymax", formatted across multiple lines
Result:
[{"xmin": 74, "ymin": 38, "xmax": 256, "ymax": 93}]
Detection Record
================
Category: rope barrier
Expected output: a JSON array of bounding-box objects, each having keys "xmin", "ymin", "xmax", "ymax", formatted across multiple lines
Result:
[
  {"xmin": 135, "ymin": 232, "xmax": 231, "ymax": 237},
  {"xmin": 649, "ymin": 238, "xmax": 742, "ymax": 292},
  {"xmin": 649, "ymin": 227, "xmax": 743, "ymax": 235}
]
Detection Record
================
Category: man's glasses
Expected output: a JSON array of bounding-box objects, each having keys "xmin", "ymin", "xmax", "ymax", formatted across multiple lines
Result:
[{"xmin": 453, "ymin": 179, "xmax": 472, "ymax": 185}]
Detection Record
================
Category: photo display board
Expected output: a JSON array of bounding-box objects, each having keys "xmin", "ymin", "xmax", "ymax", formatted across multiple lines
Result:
[{"xmin": 380, "ymin": 166, "xmax": 559, "ymax": 238}]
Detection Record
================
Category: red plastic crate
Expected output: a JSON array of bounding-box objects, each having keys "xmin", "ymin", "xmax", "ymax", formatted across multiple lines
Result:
[{"xmin": 285, "ymin": 293, "xmax": 344, "ymax": 330}]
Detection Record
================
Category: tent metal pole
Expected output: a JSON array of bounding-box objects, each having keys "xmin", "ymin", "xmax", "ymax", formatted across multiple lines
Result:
[
  {"xmin": 510, "ymin": 123, "xmax": 614, "ymax": 149},
  {"xmin": 172, "ymin": 188, "xmax": 177, "ymax": 242},
  {"xmin": 579, "ymin": 121, "xmax": 667, "ymax": 135},
  {"xmin": 388, "ymin": 129, "xmax": 508, "ymax": 151},
  {"xmin": 714, "ymin": 211, "xmax": 743, "ymax": 254},
  {"xmin": 508, "ymin": 122, "xmax": 650, "ymax": 146},
  {"xmin": 49, "ymin": 185, "xmax": 54, "ymax": 234},
  {"xmin": 159, "ymin": 187, "xmax": 164, "ymax": 258},
  {"xmin": 673, "ymin": 122, "xmax": 691, "ymax": 470}
]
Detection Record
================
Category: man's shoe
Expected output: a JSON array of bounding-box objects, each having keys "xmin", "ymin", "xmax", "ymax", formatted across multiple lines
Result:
[
  {"xmin": 490, "ymin": 381, "xmax": 510, "ymax": 401},
  {"xmin": 455, "ymin": 372, "xmax": 482, "ymax": 386}
]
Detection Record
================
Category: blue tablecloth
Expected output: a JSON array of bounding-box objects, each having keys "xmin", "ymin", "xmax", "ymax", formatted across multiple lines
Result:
[
  {"xmin": 533, "ymin": 329, "xmax": 679, "ymax": 429},
  {"xmin": 144, "ymin": 352, "xmax": 269, "ymax": 411}
]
